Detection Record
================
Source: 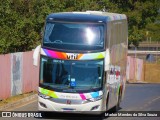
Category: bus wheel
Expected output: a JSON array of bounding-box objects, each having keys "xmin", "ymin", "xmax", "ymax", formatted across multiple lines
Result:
[
  {"xmin": 113, "ymin": 94, "xmax": 120, "ymax": 112},
  {"xmin": 106, "ymin": 94, "xmax": 109, "ymax": 111}
]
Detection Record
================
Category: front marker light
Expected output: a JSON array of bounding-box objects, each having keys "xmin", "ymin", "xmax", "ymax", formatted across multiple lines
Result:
[
  {"xmin": 91, "ymin": 105, "xmax": 100, "ymax": 111},
  {"xmin": 39, "ymin": 102, "xmax": 47, "ymax": 108}
]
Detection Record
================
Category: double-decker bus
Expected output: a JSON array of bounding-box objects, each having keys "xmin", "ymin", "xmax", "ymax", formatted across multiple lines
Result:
[{"xmin": 33, "ymin": 11, "xmax": 128, "ymax": 113}]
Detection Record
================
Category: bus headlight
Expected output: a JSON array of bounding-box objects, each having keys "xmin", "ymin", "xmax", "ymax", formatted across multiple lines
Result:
[
  {"xmin": 82, "ymin": 95, "xmax": 103, "ymax": 103},
  {"xmin": 88, "ymin": 95, "xmax": 103, "ymax": 102},
  {"xmin": 38, "ymin": 92, "xmax": 51, "ymax": 99}
]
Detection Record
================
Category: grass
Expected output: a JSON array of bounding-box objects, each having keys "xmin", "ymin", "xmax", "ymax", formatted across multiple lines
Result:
[{"xmin": 0, "ymin": 91, "xmax": 37, "ymax": 107}]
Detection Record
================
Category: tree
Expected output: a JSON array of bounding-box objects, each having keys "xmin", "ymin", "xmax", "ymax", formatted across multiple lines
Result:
[
  {"xmin": 0, "ymin": 0, "xmax": 54, "ymax": 53},
  {"xmin": 0, "ymin": 0, "xmax": 159, "ymax": 54},
  {"xmin": 106, "ymin": 0, "xmax": 159, "ymax": 47},
  {"xmin": 145, "ymin": 1, "xmax": 160, "ymax": 42}
]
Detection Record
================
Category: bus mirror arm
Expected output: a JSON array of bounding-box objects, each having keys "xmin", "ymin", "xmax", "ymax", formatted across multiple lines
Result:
[
  {"xmin": 105, "ymin": 49, "xmax": 110, "ymax": 71},
  {"xmin": 105, "ymin": 65, "xmax": 110, "ymax": 71},
  {"xmin": 33, "ymin": 45, "xmax": 41, "ymax": 66}
]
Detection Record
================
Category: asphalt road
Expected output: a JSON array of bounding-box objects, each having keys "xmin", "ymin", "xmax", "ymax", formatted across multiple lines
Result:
[{"xmin": 1, "ymin": 83, "xmax": 160, "ymax": 120}]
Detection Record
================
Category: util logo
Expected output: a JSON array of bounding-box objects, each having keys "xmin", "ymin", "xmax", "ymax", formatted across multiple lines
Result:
[
  {"xmin": 66, "ymin": 100, "xmax": 71, "ymax": 104},
  {"xmin": 67, "ymin": 53, "xmax": 78, "ymax": 60}
]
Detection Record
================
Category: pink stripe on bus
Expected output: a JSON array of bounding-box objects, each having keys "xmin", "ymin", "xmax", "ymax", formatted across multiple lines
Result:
[{"xmin": 79, "ymin": 93, "xmax": 86, "ymax": 100}]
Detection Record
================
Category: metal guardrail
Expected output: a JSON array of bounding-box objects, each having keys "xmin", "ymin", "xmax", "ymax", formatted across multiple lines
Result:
[{"xmin": 128, "ymin": 50, "xmax": 160, "ymax": 55}]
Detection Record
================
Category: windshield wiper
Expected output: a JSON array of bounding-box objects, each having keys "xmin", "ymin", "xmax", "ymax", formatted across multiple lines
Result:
[
  {"xmin": 89, "ymin": 86, "xmax": 99, "ymax": 92},
  {"xmin": 42, "ymin": 85, "xmax": 53, "ymax": 90},
  {"xmin": 53, "ymin": 40, "xmax": 63, "ymax": 44},
  {"xmin": 62, "ymin": 87, "xmax": 77, "ymax": 92}
]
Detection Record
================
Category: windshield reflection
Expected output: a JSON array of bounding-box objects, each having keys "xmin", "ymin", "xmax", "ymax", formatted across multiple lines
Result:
[
  {"xmin": 43, "ymin": 22, "xmax": 104, "ymax": 51},
  {"xmin": 40, "ymin": 57, "xmax": 104, "ymax": 92}
]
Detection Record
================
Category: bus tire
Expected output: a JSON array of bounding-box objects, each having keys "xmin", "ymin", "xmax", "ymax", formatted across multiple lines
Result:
[
  {"xmin": 106, "ymin": 94, "xmax": 109, "ymax": 111},
  {"xmin": 113, "ymin": 93, "xmax": 120, "ymax": 112}
]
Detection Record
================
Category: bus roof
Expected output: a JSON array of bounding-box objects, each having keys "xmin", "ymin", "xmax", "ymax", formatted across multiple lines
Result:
[{"xmin": 46, "ymin": 11, "xmax": 127, "ymax": 23}]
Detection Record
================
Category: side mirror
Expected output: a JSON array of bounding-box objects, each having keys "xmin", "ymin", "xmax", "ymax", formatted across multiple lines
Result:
[{"xmin": 33, "ymin": 45, "xmax": 41, "ymax": 66}]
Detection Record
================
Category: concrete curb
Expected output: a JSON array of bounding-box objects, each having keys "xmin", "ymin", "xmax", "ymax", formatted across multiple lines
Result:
[
  {"xmin": 0, "ymin": 94, "xmax": 37, "ymax": 111},
  {"xmin": 126, "ymin": 81, "xmax": 149, "ymax": 84},
  {"xmin": 127, "ymin": 82, "xmax": 149, "ymax": 84}
]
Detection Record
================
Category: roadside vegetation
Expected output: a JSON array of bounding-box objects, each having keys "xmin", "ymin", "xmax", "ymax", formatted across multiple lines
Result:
[
  {"xmin": 0, "ymin": 0, "xmax": 160, "ymax": 54},
  {"xmin": 0, "ymin": 91, "xmax": 36, "ymax": 109}
]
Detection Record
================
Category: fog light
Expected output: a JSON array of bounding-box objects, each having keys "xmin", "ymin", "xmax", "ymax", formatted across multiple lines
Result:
[
  {"xmin": 39, "ymin": 102, "xmax": 47, "ymax": 108},
  {"xmin": 91, "ymin": 105, "xmax": 100, "ymax": 111}
]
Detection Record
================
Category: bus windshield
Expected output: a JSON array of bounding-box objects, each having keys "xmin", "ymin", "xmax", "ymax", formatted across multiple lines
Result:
[
  {"xmin": 40, "ymin": 56, "xmax": 104, "ymax": 92},
  {"xmin": 43, "ymin": 22, "xmax": 104, "ymax": 51}
]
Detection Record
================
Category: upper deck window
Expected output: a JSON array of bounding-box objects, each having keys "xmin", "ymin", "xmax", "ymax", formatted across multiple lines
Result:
[{"xmin": 43, "ymin": 22, "xmax": 104, "ymax": 51}]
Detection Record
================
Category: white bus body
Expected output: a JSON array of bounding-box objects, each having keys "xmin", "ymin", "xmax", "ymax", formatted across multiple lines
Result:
[{"xmin": 34, "ymin": 11, "xmax": 128, "ymax": 113}]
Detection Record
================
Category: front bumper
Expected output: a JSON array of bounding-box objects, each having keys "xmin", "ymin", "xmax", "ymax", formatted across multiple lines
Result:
[{"xmin": 38, "ymin": 96, "xmax": 104, "ymax": 114}]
